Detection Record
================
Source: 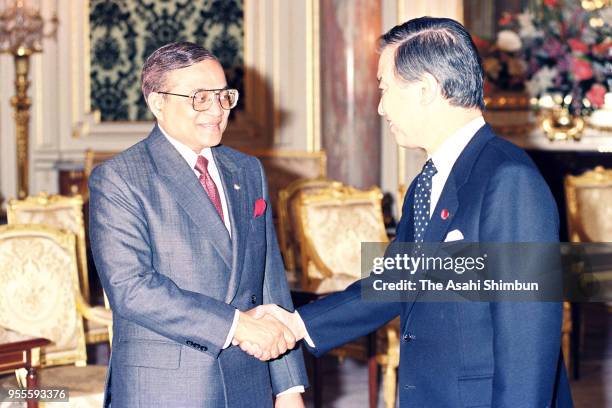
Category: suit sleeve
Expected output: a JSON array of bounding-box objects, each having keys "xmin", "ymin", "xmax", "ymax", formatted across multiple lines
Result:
[
  {"xmin": 255, "ymin": 161, "xmax": 309, "ymax": 394},
  {"xmin": 481, "ymin": 163, "xmax": 563, "ymax": 407},
  {"xmin": 298, "ymin": 278, "xmax": 401, "ymax": 357},
  {"xmin": 89, "ymin": 164, "xmax": 236, "ymax": 358}
]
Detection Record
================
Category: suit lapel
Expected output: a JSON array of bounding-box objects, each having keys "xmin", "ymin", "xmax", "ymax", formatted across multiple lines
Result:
[
  {"xmin": 425, "ymin": 124, "xmax": 495, "ymax": 243},
  {"xmin": 424, "ymin": 175, "xmax": 458, "ymax": 243},
  {"xmin": 146, "ymin": 127, "xmax": 233, "ymax": 269},
  {"xmin": 396, "ymin": 182, "xmax": 416, "ymax": 242},
  {"xmin": 213, "ymin": 146, "xmax": 248, "ymax": 303}
]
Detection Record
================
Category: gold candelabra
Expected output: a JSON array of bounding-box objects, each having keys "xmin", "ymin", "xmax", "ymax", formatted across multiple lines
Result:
[{"xmin": 0, "ymin": 0, "xmax": 57, "ymax": 199}]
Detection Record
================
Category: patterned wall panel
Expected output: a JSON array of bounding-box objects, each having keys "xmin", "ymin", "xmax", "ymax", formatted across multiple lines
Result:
[{"xmin": 90, "ymin": 0, "xmax": 244, "ymax": 122}]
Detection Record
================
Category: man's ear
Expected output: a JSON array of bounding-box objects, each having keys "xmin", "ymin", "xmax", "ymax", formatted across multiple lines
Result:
[
  {"xmin": 419, "ymin": 72, "xmax": 441, "ymax": 106},
  {"xmin": 147, "ymin": 92, "xmax": 164, "ymax": 120}
]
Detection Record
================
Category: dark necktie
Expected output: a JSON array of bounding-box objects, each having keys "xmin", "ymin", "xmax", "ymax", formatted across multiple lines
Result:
[
  {"xmin": 413, "ymin": 159, "xmax": 437, "ymax": 243},
  {"xmin": 195, "ymin": 155, "xmax": 224, "ymax": 222}
]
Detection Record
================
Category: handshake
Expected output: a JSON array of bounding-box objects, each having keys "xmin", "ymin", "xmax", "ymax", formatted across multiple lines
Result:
[{"xmin": 232, "ymin": 304, "xmax": 307, "ymax": 361}]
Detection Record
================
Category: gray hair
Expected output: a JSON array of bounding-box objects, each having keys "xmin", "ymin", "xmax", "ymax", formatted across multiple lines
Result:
[
  {"xmin": 141, "ymin": 41, "xmax": 217, "ymax": 103},
  {"xmin": 380, "ymin": 17, "xmax": 485, "ymax": 110}
]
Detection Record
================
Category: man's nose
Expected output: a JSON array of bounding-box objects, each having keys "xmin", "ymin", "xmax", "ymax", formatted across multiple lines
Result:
[{"xmin": 206, "ymin": 94, "xmax": 224, "ymax": 116}]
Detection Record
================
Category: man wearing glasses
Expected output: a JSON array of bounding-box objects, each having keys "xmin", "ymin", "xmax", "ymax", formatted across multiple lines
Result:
[{"xmin": 88, "ymin": 42, "xmax": 307, "ymax": 407}]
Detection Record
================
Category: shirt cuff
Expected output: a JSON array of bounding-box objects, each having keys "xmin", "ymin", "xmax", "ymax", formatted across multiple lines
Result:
[
  {"xmin": 276, "ymin": 386, "xmax": 305, "ymax": 396},
  {"xmin": 223, "ymin": 309, "xmax": 240, "ymax": 349},
  {"xmin": 294, "ymin": 311, "xmax": 315, "ymax": 348}
]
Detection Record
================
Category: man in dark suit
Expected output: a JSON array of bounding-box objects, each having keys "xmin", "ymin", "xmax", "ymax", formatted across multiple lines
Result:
[
  {"xmin": 89, "ymin": 42, "xmax": 307, "ymax": 407},
  {"xmin": 245, "ymin": 17, "xmax": 573, "ymax": 407}
]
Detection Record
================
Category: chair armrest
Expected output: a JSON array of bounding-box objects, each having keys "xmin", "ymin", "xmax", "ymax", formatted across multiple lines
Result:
[{"xmin": 75, "ymin": 293, "xmax": 112, "ymax": 327}]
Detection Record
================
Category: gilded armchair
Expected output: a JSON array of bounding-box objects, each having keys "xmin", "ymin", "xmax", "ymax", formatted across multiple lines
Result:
[
  {"xmin": 565, "ymin": 166, "xmax": 612, "ymax": 243},
  {"xmin": 294, "ymin": 185, "xmax": 400, "ymax": 408},
  {"xmin": 0, "ymin": 224, "xmax": 106, "ymax": 406},
  {"xmin": 7, "ymin": 192, "xmax": 112, "ymax": 345},
  {"xmin": 82, "ymin": 149, "xmax": 118, "ymax": 200},
  {"xmin": 295, "ymin": 185, "xmax": 388, "ymax": 293},
  {"xmin": 277, "ymin": 177, "xmax": 344, "ymax": 273},
  {"xmin": 564, "ymin": 166, "xmax": 612, "ymax": 376}
]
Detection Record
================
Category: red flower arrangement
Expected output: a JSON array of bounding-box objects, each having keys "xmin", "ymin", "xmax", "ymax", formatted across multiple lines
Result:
[{"xmin": 494, "ymin": 0, "xmax": 611, "ymax": 114}]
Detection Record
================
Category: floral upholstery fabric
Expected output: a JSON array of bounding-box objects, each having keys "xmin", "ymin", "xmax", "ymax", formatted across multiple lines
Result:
[
  {"xmin": 306, "ymin": 200, "xmax": 386, "ymax": 277},
  {"xmin": 285, "ymin": 180, "xmax": 343, "ymax": 272},
  {"xmin": 0, "ymin": 227, "xmax": 87, "ymax": 367},
  {"xmin": 8, "ymin": 199, "xmax": 88, "ymax": 300},
  {"xmin": 575, "ymin": 187, "xmax": 612, "ymax": 242},
  {"xmin": 299, "ymin": 190, "xmax": 388, "ymax": 293},
  {"xmin": 8, "ymin": 194, "xmax": 112, "ymax": 345},
  {"xmin": 10, "ymin": 209, "xmax": 80, "ymax": 238}
]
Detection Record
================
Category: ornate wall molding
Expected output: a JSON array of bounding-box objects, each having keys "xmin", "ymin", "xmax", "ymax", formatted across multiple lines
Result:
[
  {"xmin": 89, "ymin": 0, "xmax": 245, "ymax": 122},
  {"xmin": 67, "ymin": 0, "xmax": 264, "ymax": 147}
]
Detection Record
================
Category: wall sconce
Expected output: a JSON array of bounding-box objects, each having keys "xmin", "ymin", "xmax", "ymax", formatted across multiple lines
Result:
[{"xmin": 0, "ymin": 0, "xmax": 58, "ymax": 199}]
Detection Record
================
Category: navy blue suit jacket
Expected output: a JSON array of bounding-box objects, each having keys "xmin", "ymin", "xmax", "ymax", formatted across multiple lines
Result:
[{"xmin": 299, "ymin": 125, "xmax": 573, "ymax": 407}]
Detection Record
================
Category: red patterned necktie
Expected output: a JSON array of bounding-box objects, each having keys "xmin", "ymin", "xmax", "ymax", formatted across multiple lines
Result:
[{"xmin": 195, "ymin": 155, "xmax": 224, "ymax": 222}]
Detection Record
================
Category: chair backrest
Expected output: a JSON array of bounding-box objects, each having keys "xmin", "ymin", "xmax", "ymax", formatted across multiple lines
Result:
[
  {"xmin": 82, "ymin": 149, "xmax": 119, "ymax": 199},
  {"xmin": 239, "ymin": 148, "xmax": 327, "ymax": 216},
  {"xmin": 295, "ymin": 186, "xmax": 389, "ymax": 292},
  {"xmin": 7, "ymin": 192, "xmax": 91, "ymax": 303},
  {"xmin": 0, "ymin": 224, "xmax": 87, "ymax": 367},
  {"xmin": 278, "ymin": 177, "xmax": 344, "ymax": 271},
  {"xmin": 565, "ymin": 166, "xmax": 612, "ymax": 242}
]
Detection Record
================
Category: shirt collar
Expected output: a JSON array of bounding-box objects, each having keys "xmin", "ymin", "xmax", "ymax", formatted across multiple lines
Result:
[
  {"xmin": 429, "ymin": 116, "xmax": 485, "ymax": 177},
  {"xmin": 158, "ymin": 124, "xmax": 213, "ymax": 170}
]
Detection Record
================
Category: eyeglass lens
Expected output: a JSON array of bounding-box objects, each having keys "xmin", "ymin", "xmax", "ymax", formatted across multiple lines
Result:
[{"xmin": 193, "ymin": 89, "xmax": 238, "ymax": 111}]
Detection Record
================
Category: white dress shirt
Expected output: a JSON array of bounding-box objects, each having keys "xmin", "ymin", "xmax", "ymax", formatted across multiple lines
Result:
[
  {"xmin": 160, "ymin": 126, "xmax": 231, "ymax": 236},
  {"xmin": 428, "ymin": 116, "xmax": 485, "ymax": 219},
  {"xmin": 160, "ymin": 125, "xmax": 303, "ymax": 396}
]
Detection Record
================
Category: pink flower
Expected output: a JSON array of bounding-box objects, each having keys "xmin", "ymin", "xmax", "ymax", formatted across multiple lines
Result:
[
  {"xmin": 542, "ymin": 38, "xmax": 564, "ymax": 59},
  {"xmin": 568, "ymin": 39, "xmax": 589, "ymax": 54},
  {"xmin": 586, "ymin": 84, "xmax": 607, "ymax": 108},
  {"xmin": 471, "ymin": 35, "xmax": 491, "ymax": 53},
  {"xmin": 499, "ymin": 12, "xmax": 513, "ymax": 26},
  {"xmin": 557, "ymin": 54, "xmax": 571, "ymax": 74},
  {"xmin": 544, "ymin": 0, "xmax": 558, "ymax": 7},
  {"xmin": 571, "ymin": 58, "xmax": 593, "ymax": 81},
  {"xmin": 592, "ymin": 42, "xmax": 612, "ymax": 56}
]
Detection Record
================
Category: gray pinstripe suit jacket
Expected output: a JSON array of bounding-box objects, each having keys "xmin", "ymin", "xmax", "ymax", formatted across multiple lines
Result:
[{"xmin": 89, "ymin": 125, "xmax": 307, "ymax": 407}]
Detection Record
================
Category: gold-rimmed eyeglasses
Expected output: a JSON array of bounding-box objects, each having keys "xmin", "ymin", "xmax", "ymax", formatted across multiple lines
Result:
[{"xmin": 157, "ymin": 88, "xmax": 239, "ymax": 111}]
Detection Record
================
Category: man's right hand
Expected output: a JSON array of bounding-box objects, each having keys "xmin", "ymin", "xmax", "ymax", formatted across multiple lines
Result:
[
  {"xmin": 233, "ymin": 311, "xmax": 296, "ymax": 361},
  {"xmin": 249, "ymin": 304, "xmax": 307, "ymax": 341}
]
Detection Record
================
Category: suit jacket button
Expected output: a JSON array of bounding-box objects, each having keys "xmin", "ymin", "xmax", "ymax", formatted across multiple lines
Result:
[
  {"xmin": 403, "ymin": 333, "xmax": 415, "ymax": 342},
  {"xmin": 251, "ymin": 295, "xmax": 257, "ymax": 304}
]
